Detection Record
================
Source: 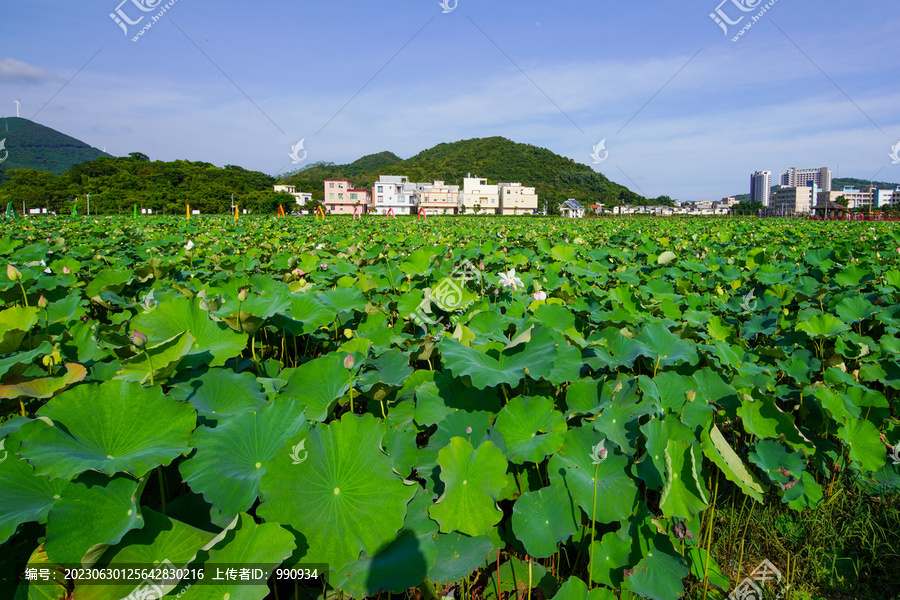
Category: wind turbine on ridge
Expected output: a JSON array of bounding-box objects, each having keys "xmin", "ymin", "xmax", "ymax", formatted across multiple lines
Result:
[{"xmin": 14, "ymin": 100, "xmax": 20, "ymax": 118}]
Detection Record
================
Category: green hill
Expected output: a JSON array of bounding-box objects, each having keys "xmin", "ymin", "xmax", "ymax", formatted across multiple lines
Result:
[
  {"xmin": 282, "ymin": 137, "xmax": 662, "ymax": 208},
  {"xmin": 0, "ymin": 117, "xmax": 111, "ymax": 183}
]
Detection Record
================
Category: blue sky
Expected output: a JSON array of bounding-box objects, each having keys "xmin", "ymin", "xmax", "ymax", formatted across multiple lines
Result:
[{"xmin": 2, "ymin": 0, "xmax": 899, "ymax": 201}]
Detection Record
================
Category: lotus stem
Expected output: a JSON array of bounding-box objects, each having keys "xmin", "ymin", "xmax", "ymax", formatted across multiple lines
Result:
[
  {"xmin": 157, "ymin": 466, "xmax": 166, "ymax": 515},
  {"xmin": 143, "ymin": 349, "xmax": 155, "ymax": 386},
  {"xmin": 588, "ymin": 461, "xmax": 599, "ymax": 588},
  {"xmin": 18, "ymin": 281, "xmax": 29, "ymax": 308}
]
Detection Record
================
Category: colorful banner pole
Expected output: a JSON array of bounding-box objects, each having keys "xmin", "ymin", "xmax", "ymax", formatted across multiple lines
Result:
[
  {"xmin": 234, "ymin": 204, "xmax": 239, "ymax": 220},
  {"xmin": 134, "ymin": 204, "xmax": 137, "ymax": 218},
  {"xmin": 186, "ymin": 204, "xmax": 191, "ymax": 218}
]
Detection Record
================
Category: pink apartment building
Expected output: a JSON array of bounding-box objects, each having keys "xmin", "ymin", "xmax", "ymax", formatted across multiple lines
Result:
[{"xmin": 324, "ymin": 180, "xmax": 371, "ymax": 214}]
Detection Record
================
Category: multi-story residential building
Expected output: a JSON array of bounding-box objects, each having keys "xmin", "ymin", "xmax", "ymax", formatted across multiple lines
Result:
[
  {"xmin": 772, "ymin": 185, "xmax": 814, "ymax": 214},
  {"xmin": 750, "ymin": 171, "xmax": 772, "ymax": 207},
  {"xmin": 274, "ymin": 184, "xmax": 314, "ymax": 209},
  {"xmin": 418, "ymin": 181, "xmax": 460, "ymax": 215},
  {"xmin": 372, "ymin": 175, "xmax": 416, "ymax": 215},
  {"xmin": 323, "ymin": 180, "xmax": 370, "ymax": 214},
  {"xmin": 461, "ymin": 175, "xmax": 499, "ymax": 214},
  {"xmin": 779, "ymin": 167, "xmax": 832, "ymax": 192},
  {"xmin": 498, "ymin": 182, "xmax": 539, "ymax": 215}
]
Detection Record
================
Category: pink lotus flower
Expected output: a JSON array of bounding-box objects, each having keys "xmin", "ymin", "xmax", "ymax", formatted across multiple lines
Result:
[
  {"xmin": 533, "ymin": 291, "xmax": 547, "ymax": 301},
  {"xmin": 320, "ymin": 263, "xmax": 328, "ymax": 270},
  {"xmin": 63, "ymin": 267, "xmax": 71, "ymax": 274}
]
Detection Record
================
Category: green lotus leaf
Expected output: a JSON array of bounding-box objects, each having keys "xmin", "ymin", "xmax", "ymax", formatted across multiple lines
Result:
[
  {"xmin": 75, "ymin": 508, "xmax": 219, "ymax": 600},
  {"xmin": 429, "ymin": 437, "xmax": 509, "ymax": 536},
  {"xmin": 0, "ymin": 306, "xmax": 38, "ymax": 353},
  {"xmin": 835, "ymin": 295, "xmax": 878, "ymax": 323},
  {"xmin": 258, "ymin": 414, "xmax": 416, "ymax": 571},
  {"xmin": 114, "ymin": 330, "xmax": 195, "ymax": 385},
  {"xmin": 130, "ymin": 296, "xmax": 248, "ymax": 367},
  {"xmin": 635, "ymin": 417, "xmax": 694, "ymax": 490},
  {"xmin": 737, "ymin": 396, "xmax": 814, "ymax": 452},
  {"xmin": 18, "ymin": 380, "xmax": 196, "ymax": 480},
  {"xmin": 178, "ymin": 513, "xmax": 295, "ymax": 600},
  {"xmin": 548, "ymin": 426, "xmax": 638, "ymax": 524},
  {"xmin": 657, "ymin": 251, "xmax": 677, "ymax": 265},
  {"xmin": 0, "ymin": 341, "xmax": 52, "ymax": 379},
  {"xmin": 659, "ymin": 440, "xmax": 709, "ymax": 520},
  {"xmin": 512, "ymin": 484, "xmax": 579, "ymax": 558},
  {"xmin": 277, "ymin": 292, "xmax": 336, "ymax": 336},
  {"xmin": 588, "ymin": 530, "xmax": 634, "ymax": 589},
  {"xmin": 748, "ymin": 439, "xmax": 807, "ymax": 503},
  {"xmin": 687, "ymin": 547, "xmax": 730, "ymax": 592},
  {"xmin": 551, "ymin": 576, "xmax": 617, "ymax": 600},
  {"xmin": 84, "ymin": 269, "xmax": 132, "ymax": 298},
  {"xmin": 332, "ymin": 488, "xmax": 438, "ymax": 596},
  {"xmin": 701, "ymin": 423, "xmax": 767, "ymax": 503},
  {"xmin": 622, "ymin": 535, "xmax": 688, "ymax": 600},
  {"xmin": 0, "ymin": 363, "xmax": 86, "ymax": 400},
  {"xmin": 494, "ymin": 396, "xmax": 566, "ymax": 464},
  {"xmin": 839, "ymin": 419, "xmax": 886, "ymax": 472},
  {"xmin": 430, "ymin": 532, "xmax": 495, "ymax": 584},
  {"xmin": 358, "ymin": 348, "xmax": 414, "ymax": 390},
  {"xmin": 278, "ymin": 352, "xmax": 352, "ymax": 422},
  {"xmin": 796, "ymin": 313, "xmax": 850, "ymax": 338},
  {"xmin": 0, "ymin": 434, "xmax": 69, "ymax": 544},
  {"xmin": 180, "ymin": 399, "xmax": 308, "ymax": 515},
  {"xmin": 635, "ymin": 322, "xmax": 699, "ymax": 367},
  {"xmin": 169, "ymin": 369, "xmax": 268, "ymax": 419},
  {"xmin": 45, "ymin": 473, "xmax": 146, "ymax": 566},
  {"xmin": 585, "ymin": 327, "xmax": 650, "ymax": 370},
  {"xmin": 440, "ymin": 326, "xmax": 558, "ymax": 390}
]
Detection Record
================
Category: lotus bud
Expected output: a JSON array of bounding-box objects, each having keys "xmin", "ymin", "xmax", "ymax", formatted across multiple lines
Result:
[
  {"xmin": 685, "ymin": 390, "xmax": 696, "ymax": 403},
  {"xmin": 237, "ymin": 288, "xmax": 248, "ymax": 302},
  {"xmin": 7, "ymin": 264, "xmax": 21, "ymax": 281},
  {"xmin": 38, "ymin": 295, "xmax": 48, "ymax": 309},
  {"xmin": 343, "ymin": 328, "xmax": 353, "ymax": 339},
  {"xmin": 343, "ymin": 354, "xmax": 355, "ymax": 370},
  {"xmin": 63, "ymin": 266, "xmax": 71, "ymax": 274},
  {"xmin": 132, "ymin": 330, "xmax": 148, "ymax": 348},
  {"xmin": 466, "ymin": 427, "xmax": 473, "ymax": 435}
]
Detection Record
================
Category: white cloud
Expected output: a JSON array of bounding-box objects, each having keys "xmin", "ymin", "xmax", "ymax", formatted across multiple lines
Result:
[{"xmin": 0, "ymin": 59, "xmax": 58, "ymax": 85}]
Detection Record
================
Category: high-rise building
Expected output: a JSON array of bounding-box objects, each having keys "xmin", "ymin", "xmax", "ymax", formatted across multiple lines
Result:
[
  {"xmin": 750, "ymin": 171, "xmax": 772, "ymax": 207},
  {"xmin": 779, "ymin": 167, "xmax": 832, "ymax": 192}
]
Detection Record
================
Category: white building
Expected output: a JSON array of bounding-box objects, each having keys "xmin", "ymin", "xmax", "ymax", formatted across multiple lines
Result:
[
  {"xmin": 772, "ymin": 185, "xmax": 814, "ymax": 214},
  {"xmin": 498, "ymin": 182, "xmax": 539, "ymax": 215},
  {"xmin": 558, "ymin": 199, "xmax": 585, "ymax": 218},
  {"xmin": 418, "ymin": 181, "xmax": 460, "ymax": 215},
  {"xmin": 274, "ymin": 184, "xmax": 313, "ymax": 208},
  {"xmin": 750, "ymin": 171, "xmax": 772, "ymax": 207},
  {"xmin": 780, "ymin": 167, "xmax": 832, "ymax": 192},
  {"xmin": 461, "ymin": 175, "xmax": 499, "ymax": 214},
  {"xmin": 372, "ymin": 175, "xmax": 415, "ymax": 215}
]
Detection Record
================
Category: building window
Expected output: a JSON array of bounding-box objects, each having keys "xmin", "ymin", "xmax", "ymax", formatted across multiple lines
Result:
[
  {"xmin": 377, "ymin": 186, "xmax": 383, "ymax": 193},
  {"xmin": 350, "ymin": 194, "xmax": 357, "ymax": 200},
  {"xmin": 329, "ymin": 183, "xmax": 334, "ymax": 189},
  {"xmin": 329, "ymin": 193, "xmax": 334, "ymax": 200}
]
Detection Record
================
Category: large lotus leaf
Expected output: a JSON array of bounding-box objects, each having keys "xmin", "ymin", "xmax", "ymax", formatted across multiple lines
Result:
[
  {"xmin": 622, "ymin": 535, "xmax": 687, "ymax": 600},
  {"xmin": 440, "ymin": 326, "xmax": 558, "ymax": 390},
  {"xmin": 169, "ymin": 369, "xmax": 268, "ymax": 419},
  {"xmin": 75, "ymin": 508, "xmax": 218, "ymax": 600},
  {"xmin": 835, "ymin": 296, "xmax": 878, "ymax": 323},
  {"xmin": 0, "ymin": 341, "xmax": 52, "ymax": 379},
  {"xmin": 332, "ymin": 488, "xmax": 438, "ymax": 597},
  {"xmin": 796, "ymin": 313, "xmax": 850, "ymax": 338},
  {"xmin": 114, "ymin": 330, "xmax": 195, "ymax": 385},
  {"xmin": 839, "ymin": 419, "xmax": 886, "ymax": 472},
  {"xmin": 45, "ymin": 473, "xmax": 146, "ymax": 566},
  {"xmin": 0, "ymin": 363, "xmax": 86, "ymax": 400},
  {"xmin": 429, "ymin": 532, "xmax": 495, "ymax": 584},
  {"xmin": 179, "ymin": 513, "xmax": 295, "ymax": 600},
  {"xmin": 635, "ymin": 417, "xmax": 694, "ymax": 490},
  {"xmin": 130, "ymin": 296, "xmax": 248, "ymax": 367},
  {"xmin": 584, "ymin": 327, "xmax": 650, "ymax": 370},
  {"xmin": 429, "ymin": 437, "xmax": 509, "ymax": 536},
  {"xmin": 551, "ymin": 576, "xmax": 617, "ymax": 600},
  {"xmin": 659, "ymin": 440, "xmax": 709, "ymax": 520},
  {"xmin": 635, "ymin": 322, "xmax": 699, "ymax": 367},
  {"xmin": 258, "ymin": 414, "xmax": 416, "ymax": 571},
  {"xmin": 512, "ymin": 484, "xmax": 579, "ymax": 558},
  {"xmin": 18, "ymin": 380, "xmax": 196, "ymax": 480},
  {"xmin": 701, "ymin": 423, "xmax": 767, "ymax": 503},
  {"xmin": 319, "ymin": 287, "xmax": 367, "ymax": 320},
  {"xmin": 588, "ymin": 530, "xmax": 634, "ymax": 589},
  {"xmin": 84, "ymin": 269, "xmax": 132, "ymax": 299},
  {"xmin": 358, "ymin": 349, "xmax": 414, "ymax": 390},
  {"xmin": 0, "ymin": 434, "xmax": 69, "ymax": 544},
  {"xmin": 278, "ymin": 352, "xmax": 352, "ymax": 422},
  {"xmin": 548, "ymin": 426, "xmax": 638, "ymax": 524},
  {"xmin": 276, "ymin": 292, "xmax": 336, "ymax": 336},
  {"xmin": 494, "ymin": 396, "xmax": 566, "ymax": 464},
  {"xmin": 0, "ymin": 306, "xmax": 38, "ymax": 353},
  {"xmin": 748, "ymin": 440, "xmax": 806, "ymax": 503},
  {"xmin": 180, "ymin": 399, "xmax": 308, "ymax": 516},
  {"xmin": 737, "ymin": 396, "xmax": 814, "ymax": 452},
  {"xmin": 412, "ymin": 371, "xmax": 501, "ymax": 425}
]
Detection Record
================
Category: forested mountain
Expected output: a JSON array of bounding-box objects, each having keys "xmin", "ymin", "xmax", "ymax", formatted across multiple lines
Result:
[
  {"xmin": 282, "ymin": 137, "xmax": 665, "ymax": 208},
  {"xmin": 0, "ymin": 117, "xmax": 110, "ymax": 183}
]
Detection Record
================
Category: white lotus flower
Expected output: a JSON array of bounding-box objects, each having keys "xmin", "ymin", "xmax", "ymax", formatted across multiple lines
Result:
[
  {"xmin": 184, "ymin": 240, "xmax": 195, "ymax": 251},
  {"xmin": 533, "ymin": 290, "xmax": 547, "ymax": 301},
  {"xmin": 498, "ymin": 269, "xmax": 523, "ymax": 291}
]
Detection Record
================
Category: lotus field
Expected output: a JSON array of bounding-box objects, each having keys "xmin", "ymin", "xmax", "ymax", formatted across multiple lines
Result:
[{"xmin": 1, "ymin": 215, "xmax": 899, "ymax": 600}]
